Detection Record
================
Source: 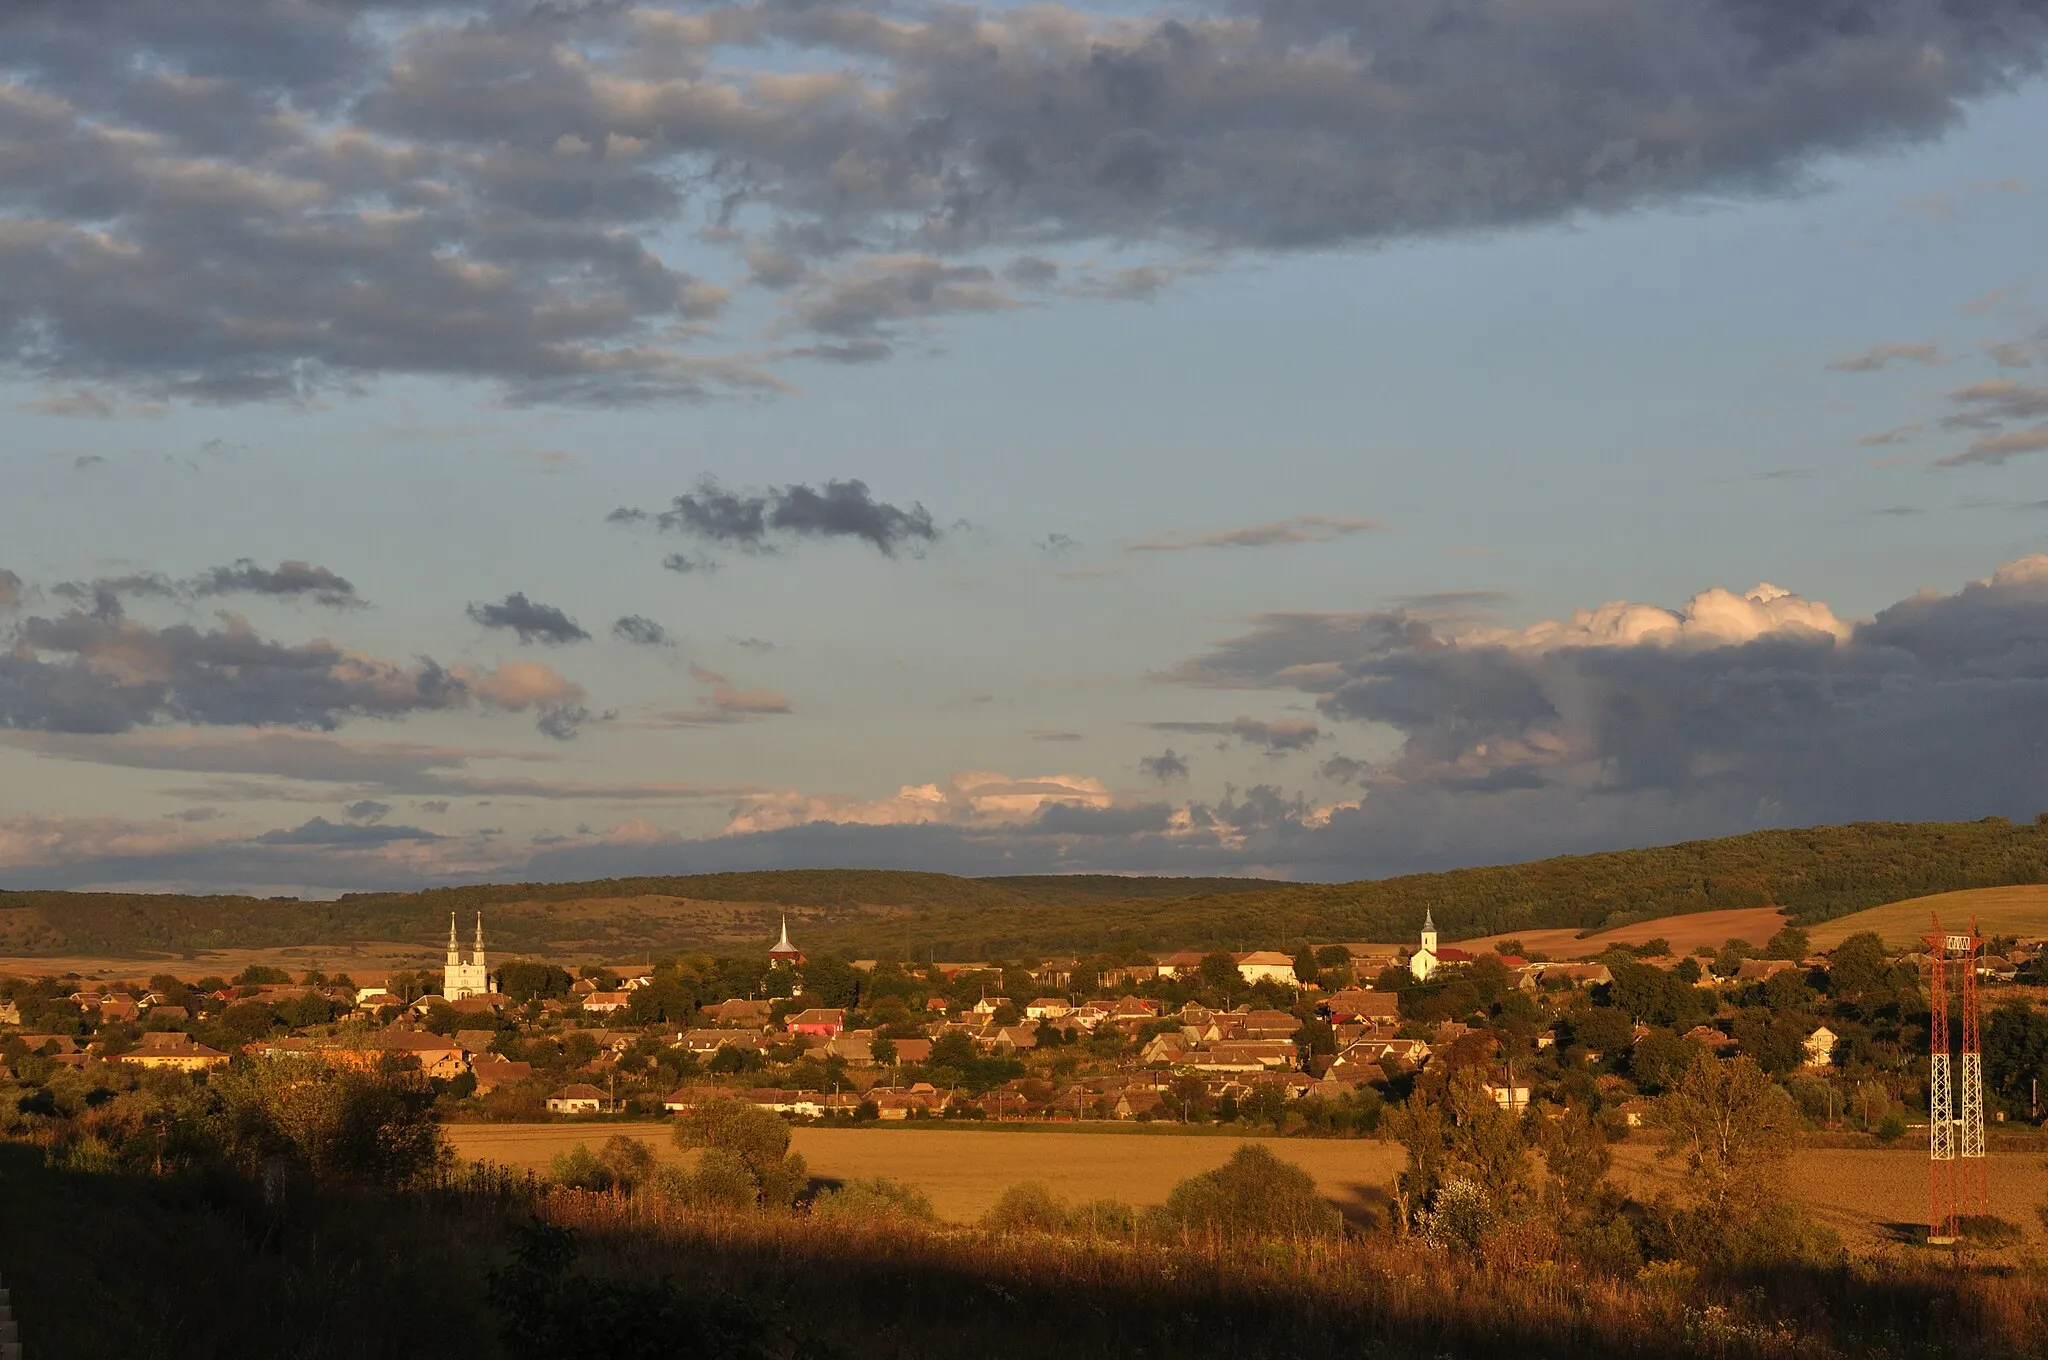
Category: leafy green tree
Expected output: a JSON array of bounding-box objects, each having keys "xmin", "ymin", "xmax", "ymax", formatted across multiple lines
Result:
[
  {"xmin": 1197, "ymin": 951, "xmax": 1240, "ymax": 992},
  {"xmin": 670, "ymin": 1098, "xmax": 808, "ymax": 1210},
  {"xmin": 1160, "ymin": 1144, "xmax": 1342, "ymax": 1240},
  {"xmin": 1985, "ymin": 999, "xmax": 2048, "ymax": 1118},
  {"xmin": 1291, "ymin": 945, "xmax": 1320, "ymax": 987},
  {"xmin": 869, "ymin": 1035, "xmax": 898, "ymax": 1066},
  {"xmin": 211, "ymin": 1057, "xmax": 446, "ymax": 1187},
  {"xmin": 1654, "ymin": 1054, "xmax": 1798, "ymax": 1212},
  {"xmin": 1764, "ymin": 925, "xmax": 1812, "ymax": 961},
  {"xmin": 799, "ymin": 953, "xmax": 862, "ymax": 1009},
  {"xmin": 1629, "ymin": 1029, "xmax": 1700, "ymax": 1094},
  {"xmin": 1827, "ymin": 932, "xmax": 1896, "ymax": 1014}
]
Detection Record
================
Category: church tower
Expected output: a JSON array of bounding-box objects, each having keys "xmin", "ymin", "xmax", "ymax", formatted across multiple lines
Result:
[
  {"xmin": 442, "ymin": 911, "xmax": 491, "ymax": 1000},
  {"xmin": 1410, "ymin": 909, "xmax": 1441, "ymax": 982}
]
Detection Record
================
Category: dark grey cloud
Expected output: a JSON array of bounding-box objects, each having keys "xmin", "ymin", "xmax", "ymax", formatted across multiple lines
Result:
[
  {"xmin": 727, "ymin": 635, "xmax": 774, "ymax": 651},
  {"xmin": 1934, "ymin": 379, "xmax": 2048, "ymax": 468},
  {"xmin": 1139, "ymin": 748, "xmax": 1191, "ymax": 782},
  {"xmin": 1029, "ymin": 728, "xmax": 1084, "ymax": 742},
  {"xmin": 0, "ymin": 603, "xmax": 582, "ymax": 735},
  {"xmin": 195, "ymin": 558, "xmax": 360, "ymax": 608},
  {"xmin": 0, "ymin": 570, "xmax": 19, "ymax": 612},
  {"xmin": 257, "ymin": 816, "xmax": 441, "ymax": 846},
  {"xmin": 1157, "ymin": 556, "xmax": 2048, "ymax": 868},
  {"xmin": 6, "ymin": 0, "xmax": 2045, "ymax": 406},
  {"xmin": 611, "ymin": 614, "xmax": 672, "ymax": 647},
  {"xmin": 466, "ymin": 591, "xmax": 590, "ymax": 645},
  {"xmin": 343, "ymin": 799, "xmax": 391, "ymax": 823},
  {"xmin": 535, "ymin": 703, "xmax": 600, "ymax": 741},
  {"xmin": 615, "ymin": 477, "xmax": 939, "ymax": 563},
  {"xmin": 1148, "ymin": 715, "xmax": 1321, "ymax": 752},
  {"xmin": 1319, "ymin": 754, "xmax": 1368, "ymax": 784}
]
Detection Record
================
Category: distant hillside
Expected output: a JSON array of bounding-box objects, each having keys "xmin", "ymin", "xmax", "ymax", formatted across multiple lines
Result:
[
  {"xmin": 1808, "ymin": 884, "xmax": 2048, "ymax": 952},
  {"xmin": 3, "ymin": 817, "xmax": 2045, "ymax": 962}
]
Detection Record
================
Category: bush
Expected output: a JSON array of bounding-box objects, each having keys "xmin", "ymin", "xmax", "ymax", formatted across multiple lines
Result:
[
  {"xmin": 1875, "ymin": 1110, "xmax": 1907, "ymax": 1143},
  {"xmin": 1159, "ymin": 1144, "xmax": 1341, "ymax": 1242},
  {"xmin": 1418, "ymin": 1177, "xmax": 1495, "ymax": 1251},
  {"xmin": 812, "ymin": 1177, "xmax": 937, "ymax": 1225},
  {"xmin": 668, "ymin": 1099, "xmax": 809, "ymax": 1211},
  {"xmin": 982, "ymin": 1181, "xmax": 1070, "ymax": 1234}
]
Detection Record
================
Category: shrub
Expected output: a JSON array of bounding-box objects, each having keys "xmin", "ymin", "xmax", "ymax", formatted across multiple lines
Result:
[
  {"xmin": 1418, "ymin": 1177, "xmax": 1495, "ymax": 1251},
  {"xmin": 599, "ymin": 1134, "xmax": 656, "ymax": 1193},
  {"xmin": 548, "ymin": 1143, "xmax": 613, "ymax": 1191},
  {"xmin": 982, "ymin": 1181, "xmax": 1070, "ymax": 1234},
  {"xmin": 812, "ymin": 1177, "xmax": 937, "ymax": 1224},
  {"xmin": 1875, "ymin": 1110, "xmax": 1907, "ymax": 1143},
  {"xmin": 1159, "ymin": 1144, "xmax": 1341, "ymax": 1242}
]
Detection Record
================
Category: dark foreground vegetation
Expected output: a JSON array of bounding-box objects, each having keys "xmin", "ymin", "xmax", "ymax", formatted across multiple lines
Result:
[
  {"xmin": 6, "ymin": 815, "xmax": 2048, "ymax": 959},
  {"xmin": 4, "ymin": 1056, "xmax": 2048, "ymax": 1359}
]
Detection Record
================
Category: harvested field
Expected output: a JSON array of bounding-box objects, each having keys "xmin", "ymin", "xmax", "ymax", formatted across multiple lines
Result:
[
  {"xmin": 0, "ymin": 941, "xmax": 429, "ymax": 987},
  {"xmin": 1453, "ymin": 907, "xmax": 1791, "ymax": 960},
  {"xmin": 1809, "ymin": 884, "xmax": 2048, "ymax": 951},
  {"xmin": 446, "ymin": 1123, "xmax": 1405, "ymax": 1223},
  {"xmin": 446, "ymin": 1123, "xmax": 2048, "ymax": 1248}
]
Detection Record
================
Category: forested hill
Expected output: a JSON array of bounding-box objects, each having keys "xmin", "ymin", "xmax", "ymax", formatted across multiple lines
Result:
[{"xmin": 2, "ymin": 818, "xmax": 2045, "ymax": 961}]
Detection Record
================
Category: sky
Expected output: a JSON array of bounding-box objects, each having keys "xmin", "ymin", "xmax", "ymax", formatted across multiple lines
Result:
[{"xmin": 3, "ymin": 0, "xmax": 2048, "ymax": 895}]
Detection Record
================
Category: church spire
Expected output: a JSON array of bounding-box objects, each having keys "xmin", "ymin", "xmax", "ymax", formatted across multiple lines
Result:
[
  {"xmin": 473, "ymin": 911, "xmax": 486, "ymax": 974},
  {"xmin": 776, "ymin": 913, "xmax": 793, "ymax": 953},
  {"xmin": 446, "ymin": 911, "xmax": 461, "ymax": 967},
  {"xmin": 1422, "ymin": 908, "xmax": 1436, "ymax": 935}
]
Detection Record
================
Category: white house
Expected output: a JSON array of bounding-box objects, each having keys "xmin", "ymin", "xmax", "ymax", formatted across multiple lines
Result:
[
  {"xmin": 1408, "ymin": 911, "xmax": 1473, "ymax": 981},
  {"xmin": 546, "ymin": 1083, "xmax": 605, "ymax": 1115},
  {"xmin": 1802, "ymin": 1025, "xmax": 1839, "ymax": 1068},
  {"xmin": 1233, "ymin": 951, "xmax": 1300, "ymax": 987}
]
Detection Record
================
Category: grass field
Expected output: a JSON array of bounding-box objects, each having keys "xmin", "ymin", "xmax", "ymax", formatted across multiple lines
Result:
[
  {"xmin": 445, "ymin": 1122, "xmax": 2048, "ymax": 1251},
  {"xmin": 1809, "ymin": 884, "xmax": 2048, "ymax": 951}
]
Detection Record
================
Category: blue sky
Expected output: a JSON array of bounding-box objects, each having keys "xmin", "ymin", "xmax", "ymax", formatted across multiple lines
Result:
[{"xmin": 3, "ymin": 0, "xmax": 2047, "ymax": 893}]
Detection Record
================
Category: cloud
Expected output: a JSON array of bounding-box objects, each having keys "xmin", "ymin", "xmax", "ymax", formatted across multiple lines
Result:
[
  {"xmin": 1128, "ymin": 515, "xmax": 1379, "ymax": 553},
  {"xmin": 615, "ymin": 477, "xmax": 939, "ymax": 562},
  {"xmin": 2, "ymin": 728, "xmax": 745, "ymax": 802},
  {"xmin": 6, "ymin": 0, "xmax": 2046, "ymax": 405},
  {"xmin": 1139, "ymin": 748, "xmax": 1191, "ymax": 782},
  {"xmin": 1857, "ymin": 423, "xmax": 1925, "ymax": 447},
  {"xmin": 727, "ymin": 635, "xmax": 774, "ymax": 651},
  {"xmin": 0, "ymin": 601, "xmax": 583, "ymax": 736},
  {"xmin": 1142, "ymin": 556, "xmax": 2048, "ymax": 871},
  {"xmin": 635, "ymin": 665, "xmax": 792, "ymax": 728},
  {"xmin": 466, "ymin": 592, "xmax": 590, "ymax": 645},
  {"xmin": 256, "ymin": 816, "xmax": 442, "ymax": 846},
  {"xmin": 1827, "ymin": 342, "xmax": 1945, "ymax": 372},
  {"xmin": 195, "ymin": 559, "xmax": 360, "ymax": 608},
  {"xmin": 343, "ymin": 799, "xmax": 391, "ymax": 823},
  {"xmin": 611, "ymin": 614, "xmax": 672, "ymax": 647},
  {"xmin": 722, "ymin": 770, "xmax": 1113, "ymax": 835},
  {"xmin": 1983, "ymin": 337, "xmax": 2048, "ymax": 368},
  {"xmin": 1028, "ymin": 729, "xmax": 1084, "ymax": 743},
  {"xmin": 1148, "ymin": 715, "xmax": 1322, "ymax": 752},
  {"xmin": 1319, "ymin": 754, "xmax": 1368, "ymax": 784},
  {"xmin": 0, "ymin": 570, "xmax": 18, "ymax": 611},
  {"xmin": 1936, "ymin": 425, "xmax": 2048, "ymax": 468}
]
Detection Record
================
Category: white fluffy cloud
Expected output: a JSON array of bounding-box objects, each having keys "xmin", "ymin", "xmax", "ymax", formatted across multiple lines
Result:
[{"xmin": 724, "ymin": 770, "xmax": 1114, "ymax": 834}]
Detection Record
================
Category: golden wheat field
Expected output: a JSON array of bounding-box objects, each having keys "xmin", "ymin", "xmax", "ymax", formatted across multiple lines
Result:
[
  {"xmin": 1809, "ymin": 885, "xmax": 2048, "ymax": 951},
  {"xmin": 444, "ymin": 1123, "xmax": 2048, "ymax": 1249},
  {"xmin": 1454, "ymin": 907, "xmax": 1792, "ymax": 961}
]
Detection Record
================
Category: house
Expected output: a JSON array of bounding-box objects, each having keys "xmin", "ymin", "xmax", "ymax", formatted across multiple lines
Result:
[
  {"xmin": 354, "ymin": 987, "xmax": 399, "ymax": 1011},
  {"xmin": 470, "ymin": 1055, "xmax": 533, "ymax": 1092},
  {"xmin": 1802, "ymin": 1025, "xmax": 1839, "ymax": 1068},
  {"xmin": 1154, "ymin": 950, "xmax": 1208, "ymax": 979},
  {"xmin": 984, "ymin": 1024, "xmax": 1038, "ymax": 1052},
  {"xmin": 1616, "ymin": 1098, "xmax": 1654, "ymax": 1128},
  {"xmin": 1024, "ymin": 997, "xmax": 1072, "ymax": 1021},
  {"xmin": 111, "ymin": 1033, "xmax": 229, "ymax": 1072},
  {"xmin": 969, "ymin": 996, "xmax": 1010, "ymax": 1016},
  {"xmin": 0, "ymin": 1000, "xmax": 21, "ymax": 1026},
  {"xmin": 745, "ymin": 1087, "xmax": 825, "ymax": 1118},
  {"xmin": 147, "ymin": 1005, "xmax": 191, "ymax": 1024},
  {"xmin": 327, "ymin": 1029, "xmax": 470, "ymax": 1081},
  {"xmin": 822, "ymin": 1032, "xmax": 881, "ymax": 1065},
  {"xmin": 1323, "ymin": 989, "xmax": 1400, "ymax": 1023},
  {"xmin": 1481, "ymin": 1073, "xmax": 1532, "ymax": 1112},
  {"xmin": 546, "ymin": 1083, "xmax": 606, "ymax": 1115},
  {"xmin": 786, "ymin": 1008, "xmax": 846, "ymax": 1038},
  {"xmin": 96, "ymin": 993, "xmax": 141, "ymax": 1024},
  {"xmin": 1188, "ymin": 1041, "xmax": 1297, "ymax": 1072},
  {"xmin": 1683, "ymin": 1025, "xmax": 1737, "ymax": 1053},
  {"xmin": 703, "ymin": 998, "xmax": 775, "ymax": 1028},
  {"xmin": 1735, "ymin": 959, "xmax": 1799, "ymax": 983},
  {"xmin": 662, "ymin": 1085, "xmax": 734, "ymax": 1113},
  {"xmin": 581, "ymin": 991, "xmax": 632, "ymax": 1015},
  {"xmin": 1140, "ymin": 1033, "xmax": 1191, "ymax": 1065},
  {"xmin": 1240, "ymin": 1009, "xmax": 1302, "ymax": 1041},
  {"xmin": 889, "ymin": 1038, "xmax": 933, "ymax": 1064},
  {"xmin": 1105, "ymin": 996, "xmax": 1161, "ymax": 1023},
  {"xmin": 1112, "ymin": 1089, "xmax": 1167, "ymax": 1120},
  {"xmin": 1528, "ymin": 963, "xmax": 1613, "ymax": 989},
  {"xmin": 1233, "ymin": 952, "xmax": 1300, "ymax": 987}
]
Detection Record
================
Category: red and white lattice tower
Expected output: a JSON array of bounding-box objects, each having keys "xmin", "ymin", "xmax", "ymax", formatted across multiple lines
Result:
[{"xmin": 1924, "ymin": 915, "xmax": 1986, "ymax": 1244}]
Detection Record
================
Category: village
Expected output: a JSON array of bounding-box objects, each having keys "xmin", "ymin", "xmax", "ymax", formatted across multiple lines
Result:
[{"xmin": 8, "ymin": 908, "xmax": 2043, "ymax": 1140}]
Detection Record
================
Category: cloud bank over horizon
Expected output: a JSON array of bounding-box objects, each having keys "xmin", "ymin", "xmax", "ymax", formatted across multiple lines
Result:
[{"xmin": 6, "ymin": 555, "xmax": 2048, "ymax": 893}]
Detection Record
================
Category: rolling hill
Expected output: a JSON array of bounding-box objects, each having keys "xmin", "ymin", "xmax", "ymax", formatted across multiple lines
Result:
[
  {"xmin": 2, "ymin": 816, "xmax": 2045, "ymax": 964},
  {"xmin": 1807, "ymin": 884, "xmax": 2048, "ymax": 952}
]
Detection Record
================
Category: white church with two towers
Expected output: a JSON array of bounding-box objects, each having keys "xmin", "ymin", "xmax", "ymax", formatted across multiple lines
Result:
[{"xmin": 443, "ymin": 912, "xmax": 492, "ymax": 1000}]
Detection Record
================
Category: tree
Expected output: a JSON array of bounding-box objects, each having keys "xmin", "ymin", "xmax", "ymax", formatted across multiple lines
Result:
[
  {"xmin": 1653, "ymin": 1054, "xmax": 1798, "ymax": 1211},
  {"xmin": 1629, "ymin": 1029, "xmax": 1699, "ymax": 1095},
  {"xmin": 799, "ymin": 954, "xmax": 861, "ymax": 1009},
  {"xmin": 928, "ymin": 1030, "xmax": 977, "ymax": 1069},
  {"xmin": 1160, "ymin": 1144, "xmax": 1341, "ymax": 1240},
  {"xmin": 869, "ymin": 1035, "xmax": 898, "ymax": 1067},
  {"xmin": 1764, "ymin": 925, "xmax": 1812, "ymax": 961},
  {"xmin": 1984, "ymin": 999, "xmax": 2048, "ymax": 1118},
  {"xmin": 1197, "ymin": 951, "xmax": 1240, "ymax": 992},
  {"xmin": 1827, "ymin": 932, "xmax": 1895, "ymax": 1014},
  {"xmin": 670, "ymin": 1098, "xmax": 809, "ymax": 1210},
  {"xmin": 1291, "ymin": 945, "xmax": 1320, "ymax": 987}
]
